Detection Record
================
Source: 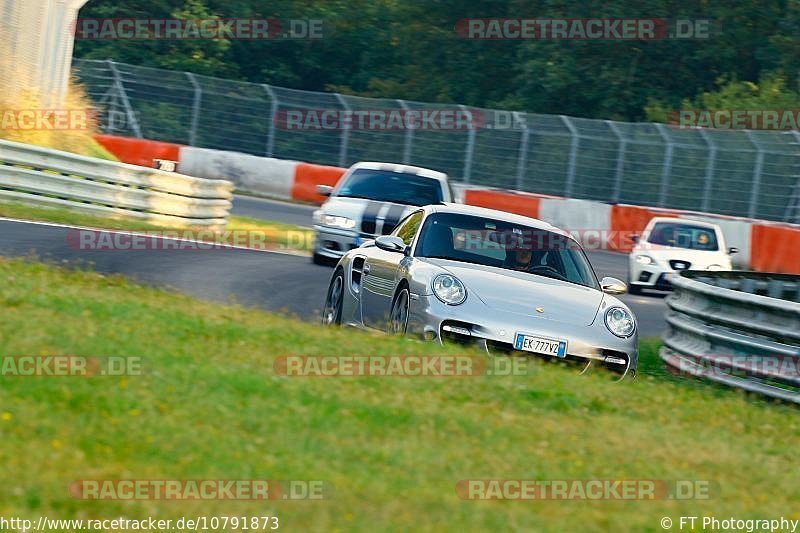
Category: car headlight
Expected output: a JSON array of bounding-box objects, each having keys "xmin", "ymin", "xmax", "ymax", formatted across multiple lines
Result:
[
  {"xmin": 432, "ymin": 274, "xmax": 467, "ymax": 305},
  {"xmin": 315, "ymin": 213, "xmax": 356, "ymax": 229},
  {"xmin": 604, "ymin": 306, "xmax": 635, "ymax": 338},
  {"xmin": 635, "ymin": 255, "xmax": 654, "ymax": 265}
]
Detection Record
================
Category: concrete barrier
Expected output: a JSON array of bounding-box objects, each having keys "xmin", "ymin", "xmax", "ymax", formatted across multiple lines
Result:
[
  {"xmin": 94, "ymin": 135, "xmax": 181, "ymax": 168},
  {"xmin": 92, "ymin": 136, "xmax": 800, "ymax": 273},
  {"xmin": 179, "ymin": 147, "xmax": 298, "ymax": 200}
]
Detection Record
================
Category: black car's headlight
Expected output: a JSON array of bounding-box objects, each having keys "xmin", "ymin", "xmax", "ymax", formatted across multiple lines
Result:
[
  {"xmin": 432, "ymin": 274, "xmax": 467, "ymax": 305},
  {"xmin": 605, "ymin": 306, "xmax": 635, "ymax": 338}
]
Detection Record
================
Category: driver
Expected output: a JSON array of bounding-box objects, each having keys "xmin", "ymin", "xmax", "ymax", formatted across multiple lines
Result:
[
  {"xmin": 506, "ymin": 233, "xmax": 533, "ymax": 271},
  {"xmin": 511, "ymin": 248, "xmax": 533, "ymax": 272}
]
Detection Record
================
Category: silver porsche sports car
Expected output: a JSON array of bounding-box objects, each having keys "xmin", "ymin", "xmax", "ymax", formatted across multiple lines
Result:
[{"xmin": 322, "ymin": 203, "xmax": 638, "ymax": 377}]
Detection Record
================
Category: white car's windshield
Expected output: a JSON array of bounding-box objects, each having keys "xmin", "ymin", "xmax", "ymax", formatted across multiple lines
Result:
[
  {"xmin": 337, "ymin": 169, "xmax": 443, "ymax": 206},
  {"xmin": 416, "ymin": 213, "xmax": 599, "ymax": 289},
  {"xmin": 647, "ymin": 222, "xmax": 719, "ymax": 251}
]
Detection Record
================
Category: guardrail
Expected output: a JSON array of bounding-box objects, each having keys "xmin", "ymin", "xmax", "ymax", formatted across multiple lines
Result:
[
  {"xmin": 0, "ymin": 139, "xmax": 234, "ymax": 229},
  {"xmin": 660, "ymin": 271, "xmax": 800, "ymax": 403}
]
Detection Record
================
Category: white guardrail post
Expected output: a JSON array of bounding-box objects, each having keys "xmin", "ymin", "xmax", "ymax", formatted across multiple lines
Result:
[
  {"xmin": 660, "ymin": 271, "xmax": 800, "ymax": 403},
  {"xmin": 0, "ymin": 139, "xmax": 234, "ymax": 229}
]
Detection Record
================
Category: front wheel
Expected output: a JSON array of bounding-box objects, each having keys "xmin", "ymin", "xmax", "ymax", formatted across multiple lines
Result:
[
  {"xmin": 322, "ymin": 270, "xmax": 344, "ymax": 326},
  {"xmin": 627, "ymin": 282, "xmax": 642, "ymax": 295},
  {"xmin": 388, "ymin": 287, "xmax": 410, "ymax": 335}
]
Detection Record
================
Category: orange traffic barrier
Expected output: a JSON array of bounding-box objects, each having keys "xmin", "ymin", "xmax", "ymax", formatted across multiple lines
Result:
[
  {"xmin": 463, "ymin": 189, "xmax": 541, "ymax": 219},
  {"xmin": 609, "ymin": 205, "xmax": 680, "ymax": 252},
  {"xmin": 750, "ymin": 224, "xmax": 800, "ymax": 274},
  {"xmin": 292, "ymin": 163, "xmax": 347, "ymax": 204},
  {"xmin": 94, "ymin": 135, "xmax": 182, "ymax": 168}
]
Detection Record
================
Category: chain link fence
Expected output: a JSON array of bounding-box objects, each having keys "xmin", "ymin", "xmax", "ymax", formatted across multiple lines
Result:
[{"xmin": 74, "ymin": 59, "xmax": 800, "ymax": 223}]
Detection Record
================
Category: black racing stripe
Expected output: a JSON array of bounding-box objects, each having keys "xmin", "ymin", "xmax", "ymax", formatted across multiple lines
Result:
[
  {"xmin": 360, "ymin": 201, "xmax": 382, "ymax": 235},
  {"xmin": 381, "ymin": 204, "xmax": 408, "ymax": 235}
]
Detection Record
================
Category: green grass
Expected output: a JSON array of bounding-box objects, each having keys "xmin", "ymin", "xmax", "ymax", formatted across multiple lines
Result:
[
  {"xmin": 0, "ymin": 201, "xmax": 314, "ymax": 253},
  {"xmin": 0, "ymin": 258, "xmax": 798, "ymax": 532}
]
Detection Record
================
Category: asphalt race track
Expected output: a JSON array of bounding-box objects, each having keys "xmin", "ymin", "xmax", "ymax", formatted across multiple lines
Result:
[{"xmin": 0, "ymin": 195, "xmax": 669, "ymax": 336}]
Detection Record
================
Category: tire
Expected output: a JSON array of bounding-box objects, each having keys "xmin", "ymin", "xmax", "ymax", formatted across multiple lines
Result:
[
  {"xmin": 322, "ymin": 270, "xmax": 344, "ymax": 326},
  {"xmin": 388, "ymin": 287, "xmax": 410, "ymax": 336},
  {"xmin": 312, "ymin": 252, "xmax": 329, "ymax": 266},
  {"xmin": 628, "ymin": 283, "xmax": 642, "ymax": 295}
]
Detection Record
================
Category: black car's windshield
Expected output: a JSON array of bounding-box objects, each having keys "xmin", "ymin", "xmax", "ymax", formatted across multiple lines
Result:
[
  {"xmin": 647, "ymin": 222, "xmax": 719, "ymax": 251},
  {"xmin": 336, "ymin": 169, "xmax": 443, "ymax": 205},
  {"xmin": 416, "ymin": 213, "xmax": 599, "ymax": 289}
]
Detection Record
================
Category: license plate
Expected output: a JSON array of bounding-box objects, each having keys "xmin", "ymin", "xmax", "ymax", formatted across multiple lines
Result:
[{"xmin": 514, "ymin": 333, "xmax": 567, "ymax": 358}]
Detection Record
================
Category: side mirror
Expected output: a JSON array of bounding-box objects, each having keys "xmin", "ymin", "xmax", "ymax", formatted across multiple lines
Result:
[
  {"xmin": 728, "ymin": 247, "xmax": 739, "ymax": 255},
  {"xmin": 316, "ymin": 185, "xmax": 333, "ymax": 197},
  {"xmin": 375, "ymin": 235, "xmax": 407, "ymax": 254},
  {"xmin": 600, "ymin": 276, "xmax": 627, "ymax": 295},
  {"xmin": 629, "ymin": 234, "xmax": 640, "ymax": 244}
]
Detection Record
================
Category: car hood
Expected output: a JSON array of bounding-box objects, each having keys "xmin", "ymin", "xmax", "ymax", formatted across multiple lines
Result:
[
  {"xmin": 425, "ymin": 259, "xmax": 603, "ymax": 326},
  {"xmin": 321, "ymin": 197, "xmax": 416, "ymax": 235}
]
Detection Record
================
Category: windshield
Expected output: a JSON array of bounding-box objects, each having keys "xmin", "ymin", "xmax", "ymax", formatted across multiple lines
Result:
[
  {"xmin": 647, "ymin": 222, "xmax": 719, "ymax": 251},
  {"xmin": 415, "ymin": 213, "xmax": 599, "ymax": 289},
  {"xmin": 336, "ymin": 169, "xmax": 443, "ymax": 206}
]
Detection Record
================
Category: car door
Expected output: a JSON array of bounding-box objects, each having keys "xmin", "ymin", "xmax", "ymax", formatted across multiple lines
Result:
[{"xmin": 362, "ymin": 210, "xmax": 424, "ymax": 329}]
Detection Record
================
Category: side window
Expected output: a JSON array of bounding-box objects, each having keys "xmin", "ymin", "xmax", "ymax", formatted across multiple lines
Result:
[{"xmin": 393, "ymin": 211, "xmax": 424, "ymax": 245}]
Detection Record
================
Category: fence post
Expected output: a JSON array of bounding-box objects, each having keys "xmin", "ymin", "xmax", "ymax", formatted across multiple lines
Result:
[
  {"xmin": 606, "ymin": 120, "xmax": 626, "ymax": 203},
  {"xmin": 263, "ymin": 84, "xmax": 278, "ymax": 157},
  {"xmin": 459, "ymin": 105, "xmax": 475, "ymax": 184},
  {"xmin": 654, "ymin": 123, "xmax": 674, "ymax": 207},
  {"xmin": 106, "ymin": 60, "xmax": 142, "ymax": 138},
  {"xmin": 335, "ymin": 93, "xmax": 351, "ymax": 167},
  {"xmin": 514, "ymin": 112, "xmax": 529, "ymax": 190},
  {"xmin": 789, "ymin": 131, "xmax": 800, "ymax": 222},
  {"xmin": 560, "ymin": 115, "xmax": 579, "ymax": 197},
  {"xmin": 697, "ymin": 129, "xmax": 717, "ymax": 212},
  {"xmin": 397, "ymin": 99, "xmax": 414, "ymax": 164},
  {"xmin": 745, "ymin": 131, "xmax": 764, "ymax": 219},
  {"xmin": 186, "ymin": 72, "xmax": 202, "ymax": 147}
]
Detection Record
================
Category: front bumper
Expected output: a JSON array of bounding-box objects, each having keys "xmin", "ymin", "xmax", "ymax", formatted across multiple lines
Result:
[
  {"xmin": 629, "ymin": 261, "xmax": 676, "ymax": 291},
  {"xmin": 313, "ymin": 225, "xmax": 371, "ymax": 259},
  {"xmin": 406, "ymin": 293, "xmax": 638, "ymax": 375}
]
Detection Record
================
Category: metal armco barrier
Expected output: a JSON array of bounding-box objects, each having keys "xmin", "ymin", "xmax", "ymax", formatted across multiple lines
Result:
[
  {"xmin": 661, "ymin": 271, "xmax": 800, "ymax": 403},
  {"xmin": 0, "ymin": 139, "xmax": 234, "ymax": 229}
]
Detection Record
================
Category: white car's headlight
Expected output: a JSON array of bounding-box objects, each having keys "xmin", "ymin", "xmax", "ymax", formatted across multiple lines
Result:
[
  {"xmin": 635, "ymin": 254, "xmax": 654, "ymax": 265},
  {"xmin": 432, "ymin": 274, "xmax": 467, "ymax": 305},
  {"xmin": 605, "ymin": 306, "xmax": 635, "ymax": 338},
  {"xmin": 315, "ymin": 213, "xmax": 356, "ymax": 229}
]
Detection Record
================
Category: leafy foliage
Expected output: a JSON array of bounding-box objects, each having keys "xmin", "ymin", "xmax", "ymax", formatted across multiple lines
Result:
[{"xmin": 75, "ymin": 0, "xmax": 800, "ymax": 121}]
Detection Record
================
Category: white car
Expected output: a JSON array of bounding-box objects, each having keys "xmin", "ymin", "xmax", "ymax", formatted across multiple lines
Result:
[
  {"xmin": 312, "ymin": 162, "xmax": 452, "ymax": 265},
  {"xmin": 627, "ymin": 217, "xmax": 738, "ymax": 294}
]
